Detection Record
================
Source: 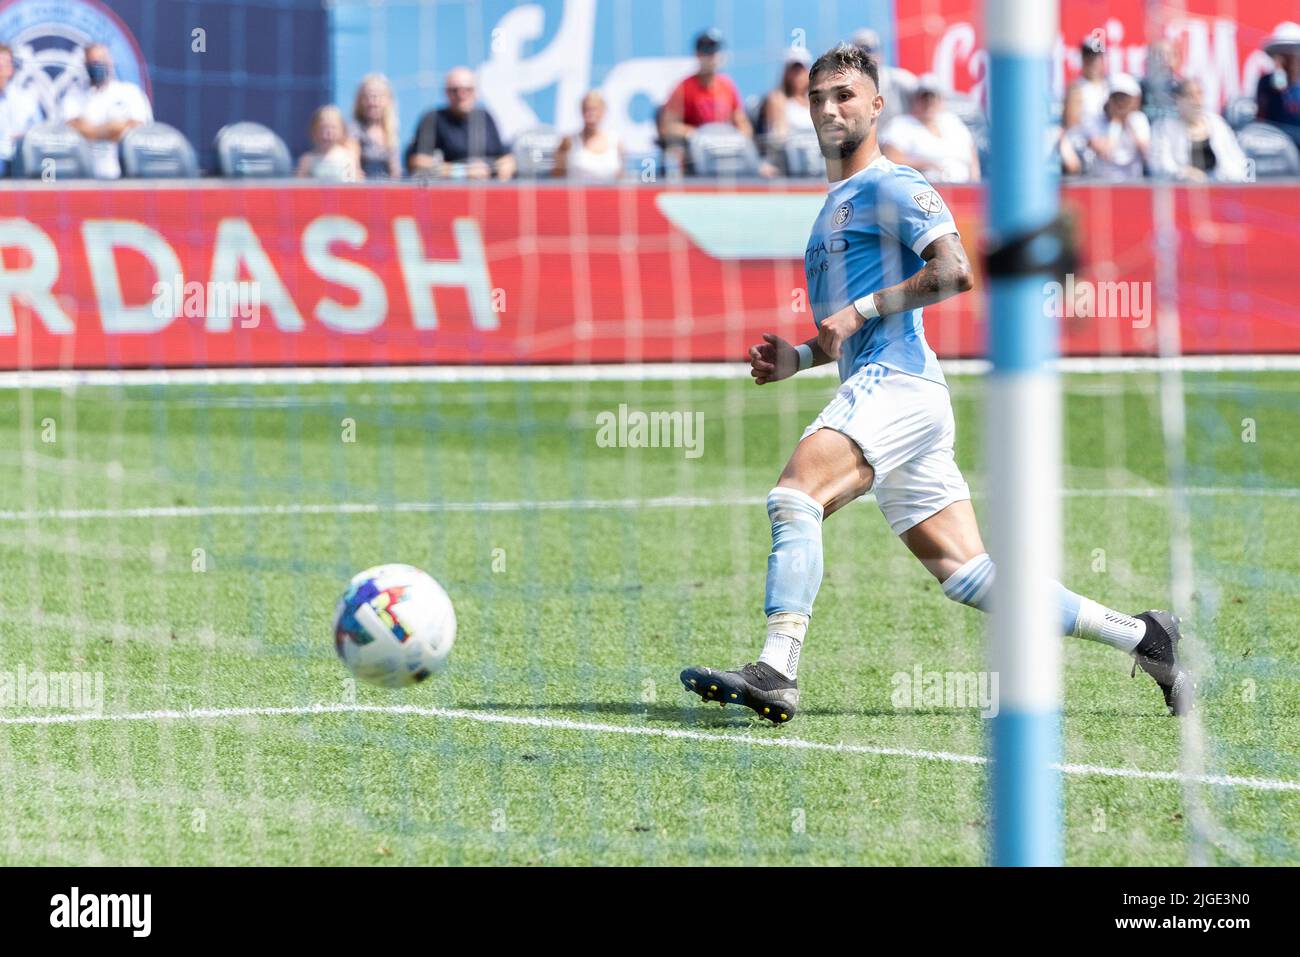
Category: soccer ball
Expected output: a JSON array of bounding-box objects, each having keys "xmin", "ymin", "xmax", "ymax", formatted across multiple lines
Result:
[{"xmin": 333, "ymin": 564, "xmax": 456, "ymax": 687}]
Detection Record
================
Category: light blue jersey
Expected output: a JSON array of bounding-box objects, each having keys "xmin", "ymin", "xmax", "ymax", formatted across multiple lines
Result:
[{"xmin": 804, "ymin": 155, "xmax": 959, "ymax": 385}]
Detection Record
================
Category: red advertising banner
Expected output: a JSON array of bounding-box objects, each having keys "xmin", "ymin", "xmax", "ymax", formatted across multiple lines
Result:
[
  {"xmin": 895, "ymin": 0, "xmax": 1294, "ymax": 111},
  {"xmin": 1, "ymin": 181, "xmax": 1297, "ymax": 370}
]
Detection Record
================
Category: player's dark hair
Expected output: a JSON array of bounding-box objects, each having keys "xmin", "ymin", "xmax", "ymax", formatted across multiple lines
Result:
[{"xmin": 808, "ymin": 42, "xmax": 880, "ymax": 92}]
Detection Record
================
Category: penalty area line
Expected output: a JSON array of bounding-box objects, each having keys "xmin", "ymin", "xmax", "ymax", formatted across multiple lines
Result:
[
  {"xmin": 0, "ymin": 486, "xmax": 1297, "ymax": 522},
  {"xmin": 2, "ymin": 701, "xmax": 1297, "ymax": 794}
]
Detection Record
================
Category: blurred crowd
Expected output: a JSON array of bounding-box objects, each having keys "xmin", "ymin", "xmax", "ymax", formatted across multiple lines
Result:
[{"xmin": 2, "ymin": 23, "xmax": 1299, "ymax": 183}]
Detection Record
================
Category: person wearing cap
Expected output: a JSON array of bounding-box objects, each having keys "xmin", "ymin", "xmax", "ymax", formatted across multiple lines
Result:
[
  {"xmin": 880, "ymin": 74, "xmax": 979, "ymax": 183},
  {"xmin": 1255, "ymin": 22, "xmax": 1300, "ymax": 148},
  {"xmin": 659, "ymin": 29, "xmax": 754, "ymax": 170},
  {"xmin": 1150, "ymin": 77, "xmax": 1248, "ymax": 182},
  {"xmin": 758, "ymin": 46, "xmax": 815, "ymax": 145},
  {"xmin": 1067, "ymin": 35, "xmax": 1111, "ymax": 130},
  {"xmin": 1140, "ymin": 37, "xmax": 1184, "ymax": 123},
  {"xmin": 850, "ymin": 27, "xmax": 915, "ymax": 130},
  {"xmin": 1079, "ymin": 73, "xmax": 1150, "ymax": 179}
]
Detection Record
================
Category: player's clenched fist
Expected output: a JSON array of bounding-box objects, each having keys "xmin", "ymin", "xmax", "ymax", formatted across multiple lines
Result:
[
  {"xmin": 747, "ymin": 333, "xmax": 798, "ymax": 385},
  {"xmin": 816, "ymin": 302, "xmax": 866, "ymax": 359}
]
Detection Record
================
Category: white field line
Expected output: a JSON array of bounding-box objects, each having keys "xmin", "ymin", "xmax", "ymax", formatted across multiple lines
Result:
[
  {"xmin": 0, "ymin": 486, "xmax": 1297, "ymax": 523},
  {"xmin": 1, "ymin": 701, "xmax": 1296, "ymax": 793},
  {"xmin": 3, "ymin": 355, "xmax": 1300, "ymax": 388}
]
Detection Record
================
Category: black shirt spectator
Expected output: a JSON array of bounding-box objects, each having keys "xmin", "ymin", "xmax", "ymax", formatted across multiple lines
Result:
[
  {"xmin": 405, "ymin": 66, "xmax": 515, "ymax": 179},
  {"xmin": 1256, "ymin": 25, "xmax": 1300, "ymax": 148},
  {"xmin": 407, "ymin": 107, "xmax": 506, "ymax": 166}
]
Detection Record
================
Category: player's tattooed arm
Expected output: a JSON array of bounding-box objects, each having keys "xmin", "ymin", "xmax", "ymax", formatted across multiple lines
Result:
[
  {"xmin": 871, "ymin": 233, "xmax": 975, "ymax": 316},
  {"xmin": 817, "ymin": 234, "xmax": 973, "ymax": 359}
]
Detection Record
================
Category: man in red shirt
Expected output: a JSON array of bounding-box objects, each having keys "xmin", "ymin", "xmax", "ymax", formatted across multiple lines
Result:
[{"xmin": 659, "ymin": 29, "xmax": 754, "ymax": 170}]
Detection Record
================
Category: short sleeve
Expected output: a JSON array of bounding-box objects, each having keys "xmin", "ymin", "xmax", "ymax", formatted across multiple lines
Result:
[
  {"xmin": 879, "ymin": 115, "xmax": 910, "ymax": 150},
  {"xmin": 61, "ymin": 90, "xmax": 85, "ymax": 122},
  {"xmin": 129, "ymin": 85, "xmax": 153, "ymax": 123},
  {"xmin": 483, "ymin": 111, "xmax": 506, "ymax": 157},
  {"xmin": 412, "ymin": 111, "xmax": 438, "ymax": 156},
  {"xmin": 876, "ymin": 166, "xmax": 959, "ymax": 257},
  {"xmin": 1128, "ymin": 109, "xmax": 1150, "ymax": 141},
  {"xmin": 664, "ymin": 79, "xmax": 686, "ymax": 116},
  {"xmin": 724, "ymin": 76, "xmax": 742, "ymax": 114}
]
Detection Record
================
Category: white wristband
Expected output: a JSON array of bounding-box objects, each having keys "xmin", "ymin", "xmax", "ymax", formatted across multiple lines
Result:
[
  {"xmin": 794, "ymin": 342, "xmax": 813, "ymax": 371},
  {"xmin": 853, "ymin": 293, "xmax": 880, "ymax": 320}
]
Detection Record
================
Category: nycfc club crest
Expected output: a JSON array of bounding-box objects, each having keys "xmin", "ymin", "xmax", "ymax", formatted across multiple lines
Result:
[
  {"xmin": 0, "ymin": 0, "xmax": 151, "ymax": 121},
  {"xmin": 832, "ymin": 201, "xmax": 853, "ymax": 228},
  {"xmin": 913, "ymin": 190, "xmax": 943, "ymax": 216}
]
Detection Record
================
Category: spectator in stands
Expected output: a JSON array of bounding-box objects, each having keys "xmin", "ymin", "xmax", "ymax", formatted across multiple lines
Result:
[
  {"xmin": 406, "ymin": 67, "xmax": 515, "ymax": 180},
  {"xmin": 297, "ymin": 105, "xmax": 360, "ymax": 181},
  {"xmin": 1068, "ymin": 35, "xmax": 1110, "ymax": 129},
  {"xmin": 851, "ymin": 28, "xmax": 915, "ymax": 130},
  {"xmin": 0, "ymin": 43, "xmax": 39, "ymax": 176},
  {"xmin": 553, "ymin": 90, "xmax": 623, "ymax": 181},
  {"xmin": 658, "ymin": 29, "xmax": 753, "ymax": 171},
  {"xmin": 881, "ymin": 74, "xmax": 980, "ymax": 183},
  {"xmin": 1150, "ymin": 78, "xmax": 1248, "ymax": 182},
  {"xmin": 1079, "ymin": 73, "xmax": 1149, "ymax": 179},
  {"xmin": 1051, "ymin": 82, "xmax": 1087, "ymax": 176},
  {"xmin": 63, "ymin": 43, "xmax": 151, "ymax": 179},
  {"xmin": 757, "ymin": 47, "xmax": 814, "ymax": 148},
  {"xmin": 350, "ymin": 74, "xmax": 400, "ymax": 179},
  {"xmin": 1141, "ymin": 37, "xmax": 1184, "ymax": 122},
  {"xmin": 1255, "ymin": 22, "xmax": 1300, "ymax": 148}
]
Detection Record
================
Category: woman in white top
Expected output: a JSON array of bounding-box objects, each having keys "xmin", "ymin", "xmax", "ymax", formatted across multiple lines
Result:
[
  {"xmin": 881, "ymin": 75, "xmax": 980, "ymax": 183},
  {"xmin": 1151, "ymin": 78, "xmax": 1249, "ymax": 182},
  {"xmin": 760, "ymin": 48, "xmax": 815, "ymax": 141},
  {"xmin": 297, "ymin": 105, "xmax": 360, "ymax": 181},
  {"xmin": 553, "ymin": 90, "xmax": 623, "ymax": 181}
]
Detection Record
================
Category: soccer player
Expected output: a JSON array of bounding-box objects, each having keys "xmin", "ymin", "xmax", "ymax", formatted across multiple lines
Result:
[{"xmin": 680, "ymin": 44, "xmax": 1189, "ymax": 723}]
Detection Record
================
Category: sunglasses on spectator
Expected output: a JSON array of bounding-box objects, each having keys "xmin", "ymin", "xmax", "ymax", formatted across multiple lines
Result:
[{"xmin": 446, "ymin": 85, "xmax": 474, "ymax": 93}]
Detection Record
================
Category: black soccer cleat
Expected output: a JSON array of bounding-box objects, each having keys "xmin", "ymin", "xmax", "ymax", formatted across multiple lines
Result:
[
  {"xmin": 680, "ymin": 661, "xmax": 799, "ymax": 724},
  {"xmin": 1131, "ymin": 610, "xmax": 1192, "ymax": 716}
]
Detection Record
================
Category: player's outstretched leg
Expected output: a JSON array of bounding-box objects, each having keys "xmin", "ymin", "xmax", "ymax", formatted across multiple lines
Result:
[
  {"xmin": 680, "ymin": 488, "xmax": 821, "ymax": 724},
  {"xmin": 681, "ymin": 429, "xmax": 871, "ymax": 724},
  {"xmin": 938, "ymin": 550, "xmax": 1191, "ymax": 715}
]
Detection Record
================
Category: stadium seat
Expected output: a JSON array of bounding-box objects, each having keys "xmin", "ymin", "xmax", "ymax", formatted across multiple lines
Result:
[
  {"xmin": 782, "ymin": 129, "xmax": 826, "ymax": 177},
  {"xmin": 213, "ymin": 121, "xmax": 292, "ymax": 178},
  {"xmin": 12, "ymin": 123, "xmax": 93, "ymax": 179},
  {"xmin": 512, "ymin": 127, "xmax": 562, "ymax": 178},
  {"xmin": 120, "ymin": 122, "xmax": 199, "ymax": 178},
  {"xmin": 1235, "ymin": 122, "xmax": 1300, "ymax": 178},
  {"xmin": 1224, "ymin": 95, "xmax": 1258, "ymax": 131},
  {"xmin": 687, "ymin": 122, "xmax": 761, "ymax": 177}
]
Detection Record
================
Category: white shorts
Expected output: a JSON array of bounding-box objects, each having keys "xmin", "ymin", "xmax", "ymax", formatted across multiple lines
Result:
[{"xmin": 801, "ymin": 363, "xmax": 972, "ymax": 535}]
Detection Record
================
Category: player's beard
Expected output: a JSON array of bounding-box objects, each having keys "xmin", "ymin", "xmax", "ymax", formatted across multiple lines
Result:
[{"xmin": 819, "ymin": 125, "xmax": 866, "ymax": 160}]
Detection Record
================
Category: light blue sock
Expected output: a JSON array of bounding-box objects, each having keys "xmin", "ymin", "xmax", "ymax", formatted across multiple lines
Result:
[
  {"xmin": 762, "ymin": 488, "xmax": 824, "ymax": 617},
  {"xmin": 759, "ymin": 488, "xmax": 824, "ymax": 679},
  {"xmin": 940, "ymin": 553, "xmax": 1145, "ymax": 651}
]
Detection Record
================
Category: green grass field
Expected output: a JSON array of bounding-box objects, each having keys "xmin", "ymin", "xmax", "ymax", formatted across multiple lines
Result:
[{"xmin": 1, "ymin": 369, "xmax": 1297, "ymax": 865}]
